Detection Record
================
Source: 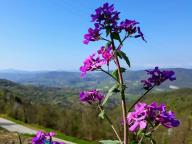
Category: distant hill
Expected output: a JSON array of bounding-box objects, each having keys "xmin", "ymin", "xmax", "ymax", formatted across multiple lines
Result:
[
  {"xmin": 0, "ymin": 79, "xmax": 79, "ymax": 106},
  {"xmin": 0, "ymin": 68, "xmax": 192, "ymax": 94}
]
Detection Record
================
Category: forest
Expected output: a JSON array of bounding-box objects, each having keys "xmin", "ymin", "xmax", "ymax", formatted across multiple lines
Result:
[{"xmin": 0, "ymin": 79, "xmax": 191, "ymax": 143}]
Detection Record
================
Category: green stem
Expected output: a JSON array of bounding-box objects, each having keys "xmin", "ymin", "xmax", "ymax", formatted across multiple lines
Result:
[
  {"xmin": 138, "ymin": 135, "xmax": 144, "ymax": 144},
  {"xmin": 138, "ymin": 122, "xmax": 148, "ymax": 143},
  {"xmin": 98, "ymin": 105, "xmax": 122, "ymax": 143},
  {"xmin": 138, "ymin": 124, "xmax": 161, "ymax": 144},
  {"xmin": 117, "ymin": 34, "xmax": 129, "ymax": 49},
  {"xmin": 17, "ymin": 133, "xmax": 22, "ymax": 144},
  {"xmin": 128, "ymin": 85, "xmax": 155, "ymax": 112},
  {"xmin": 101, "ymin": 37, "xmax": 111, "ymax": 43},
  {"xmin": 100, "ymin": 68, "xmax": 120, "ymax": 84},
  {"xmin": 146, "ymin": 124, "xmax": 161, "ymax": 136},
  {"xmin": 110, "ymin": 31, "xmax": 128, "ymax": 144}
]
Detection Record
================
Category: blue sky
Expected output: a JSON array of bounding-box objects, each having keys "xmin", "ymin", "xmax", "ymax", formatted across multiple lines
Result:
[{"xmin": 0, "ymin": 0, "xmax": 191, "ymax": 71}]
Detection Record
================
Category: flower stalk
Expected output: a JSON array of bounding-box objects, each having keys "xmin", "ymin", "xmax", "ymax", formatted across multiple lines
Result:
[
  {"xmin": 98, "ymin": 105, "xmax": 122, "ymax": 143},
  {"xmin": 79, "ymin": 2, "xmax": 179, "ymax": 144},
  {"xmin": 110, "ymin": 32, "xmax": 128, "ymax": 144}
]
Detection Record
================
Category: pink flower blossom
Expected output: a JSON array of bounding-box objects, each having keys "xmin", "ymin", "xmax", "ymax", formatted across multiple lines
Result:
[
  {"xmin": 80, "ymin": 53, "xmax": 106, "ymax": 77},
  {"xmin": 80, "ymin": 89, "xmax": 104, "ymax": 104},
  {"xmin": 127, "ymin": 102, "xmax": 180, "ymax": 132},
  {"xmin": 127, "ymin": 103, "xmax": 148, "ymax": 132},
  {"xmin": 97, "ymin": 45, "xmax": 113, "ymax": 64}
]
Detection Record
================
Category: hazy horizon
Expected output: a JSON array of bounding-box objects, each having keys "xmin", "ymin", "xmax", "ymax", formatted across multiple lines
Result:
[{"xmin": 0, "ymin": 66, "xmax": 192, "ymax": 73}]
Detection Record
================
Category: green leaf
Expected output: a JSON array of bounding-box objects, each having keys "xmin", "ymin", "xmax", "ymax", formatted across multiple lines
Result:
[
  {"xmin": 102, "ymin": 84, "xmax": 119, "ymax": 106},
  {"xmin": 136, "ymin": 129, "xmax": 144, "ymax": 136},
  {"xmin": 111, "ymin": 32, "xmax": 121, "ymax": 43},
  {"xmin": 99, "ymin": 140, "xmax": 120, "ymax": 144},
  {"xmin": 98, "ymin": 110, "xmax": 105, "ymax": 119},
  {"xmin": 117, "ymin": 51, "xmax": 131, "ymax": 67},
  {"xmin": 112, "ymin": 67, "xmax": 126, "ymax": 81},
  {"xmin": 106, "ymin": 26, "xmax": 111, "ymax": 37}
]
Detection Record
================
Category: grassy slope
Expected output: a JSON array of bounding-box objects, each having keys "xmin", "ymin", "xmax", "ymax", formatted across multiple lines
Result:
[{"xmin": 0, "ymin": 115, "xmax": 96, "ymax": 144}]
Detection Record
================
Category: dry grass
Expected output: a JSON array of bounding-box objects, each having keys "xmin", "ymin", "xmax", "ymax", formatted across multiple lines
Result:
[{"xmin": 0, "ymin": 129, "xmax": 31, "ymax": 144}]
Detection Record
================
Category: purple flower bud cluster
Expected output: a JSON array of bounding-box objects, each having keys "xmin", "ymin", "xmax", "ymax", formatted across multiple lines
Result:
[
  {"xmin": 83, "ymin": 25, "xmax": 100, "ymax": 45},
  {"xmin": 119, "ymin": 19, "xmax": 146, "ymax": 41},
  {"xmin": 141, "ymin": 67, "xmax": 176, "ymax": 90},
  {"xmin": 127, "ymin": 102, "xmax": 180, "ymax": 132},
  {"xmin": 91, "ymin": 3, "xmax": 120, "ymax": 32},
  {"xmin": 32, "ymin": 131, "xmax": 65, "ymax": 144},
  {"xmin": 80, "ymin": 45, "xmax": 113, "ymax": 77},
  {"xmin": 80, "ymin": 90, "xmax": 104, "ymax": 104},
  {"xmin": 83, "ymin": 3, "xmax": 145, "ymax": 45}
]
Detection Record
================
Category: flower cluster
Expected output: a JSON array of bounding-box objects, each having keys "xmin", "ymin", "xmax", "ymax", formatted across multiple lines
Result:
[
  {"xmin": 141, "ymin": 67, "xmax": 176, "ymax": 90},
  {"xmin": 83, "ymin": 2, "xmax": 145, "ymax": 45},
  {"xmin": 127, "ymin": 102, "xmax": 180, "ymax": 132},
  {"xmin": 80, "ymin": 53, "xmax": 105, "ymax": 77},
  {"xmin": 127, "ymin": 103, "xmax": 148, "ymax": 132},
  {"xmin": 80, "ymin": 89, "xmax": 104, "ymax": 104},
  {"xmin": 83, "ymin": 25, "xmax": 100, "ymax": 45},
  {"xmin": 119, "ymin": 19, "xmax": 146, "ymax": 41},
  {"xmin": 91, "ymin": 3, "xmax": 120, "ymax": 31},
  {"xmin": 97, "ymin": 45, "xmax": 113, "ymax": 64},
  {"xmin": 80, "ymin": 45, "xmax": 113, "ymax": 76},
  {"xmin": 148, "ymin": 102, "xmax": 180, "ymax": 128},
  {"xmin": 32, "ymin": 131, "xmax": 65, "ymax": 144}
]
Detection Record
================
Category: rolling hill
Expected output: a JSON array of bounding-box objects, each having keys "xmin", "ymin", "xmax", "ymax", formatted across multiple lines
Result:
[{"xmin": 0, "ymin": 68, "xmax": 191, "ymax": 94}]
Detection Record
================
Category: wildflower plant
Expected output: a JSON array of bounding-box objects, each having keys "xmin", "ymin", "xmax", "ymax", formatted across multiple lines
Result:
[
  {"xmin": 32, "ymin": 131, "xmax": 65, "ymax": 144},
  {"xmin": 80, "ymin": 3, "xmax": 180, "ymax": 144}
]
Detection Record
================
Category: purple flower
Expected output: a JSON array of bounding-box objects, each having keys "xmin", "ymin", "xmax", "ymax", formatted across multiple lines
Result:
[
  {"xmin": 97, "ymin": 45, "xmax": 113, "ymax": 64},
  {"xmin": 148, "ymin": 102, "xmax": 180, "ymax": 128},
  {"xmin": 91, "ymin": 3, "xmax": 120, "ymax": 31},
  {"xmin": 83, "ymin": 25, "xmax": 100, "ymax": 44},
  {"xmin": 127, "ymin": 102, "xmax": 180, "ymax": 132},
  {"xmin": 141, "ymin": 79, "xmax": 153, "ymax": 90},
  {"xmin": 80, "ymin": 45, "xmax": 114, "ymax": 77},
  {"xmin": 135, "ymin": 27, "xmax": 147, "ymax": 42},
  {"xmin": 32, "ymin": 131, "xmax": 65, "ymax": 144},
  {"xmin": 127, "ymin": 103, "xmax": 148, "ymax": 132},
  {"xmin": 159, "ymin": 111, "xmax": 180, "ymax": 128},
  {"xmin": 80, "ymin": 53, "xmax": 106, "ymax": 77},
  {"xmin": 45, "ymin": 132, "xmax": 56, "ymax": 137},
  {"xmin": 32, "ymin": 131, "xmax": 45, "ymax": 144},
  {"xmin": 83, "ymin": 3, "xmax": 146, "ymax": 44},
  {"xmin": 119, "ymin": 19, "xmax": 138, "ymax": 33},
  {"xmin": 80, "ymin": 90, "xmax": 104, "ymax": 104},
  {"xmin": 119, "ymin": 19, "xmax": 146, "ymax": 42},
  {"xmin": 141, "ymin": 67, "xmax": 176, "ymax": 90}
]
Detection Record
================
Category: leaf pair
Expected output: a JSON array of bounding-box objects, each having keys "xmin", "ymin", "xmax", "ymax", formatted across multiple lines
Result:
[{"xmin": 116, "ymin": 50, "xmax": 131, "ymax": 68}]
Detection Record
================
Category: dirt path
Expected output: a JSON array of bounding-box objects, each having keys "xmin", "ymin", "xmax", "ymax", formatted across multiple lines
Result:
[{"xmin": 0, "ymin": 118, "xmax": 76, "ymax": 144}]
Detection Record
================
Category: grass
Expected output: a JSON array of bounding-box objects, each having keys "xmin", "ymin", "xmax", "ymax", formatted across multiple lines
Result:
[{"xmin": 0, "ymin": 114, "xmax": 96, "ymax": 144}]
